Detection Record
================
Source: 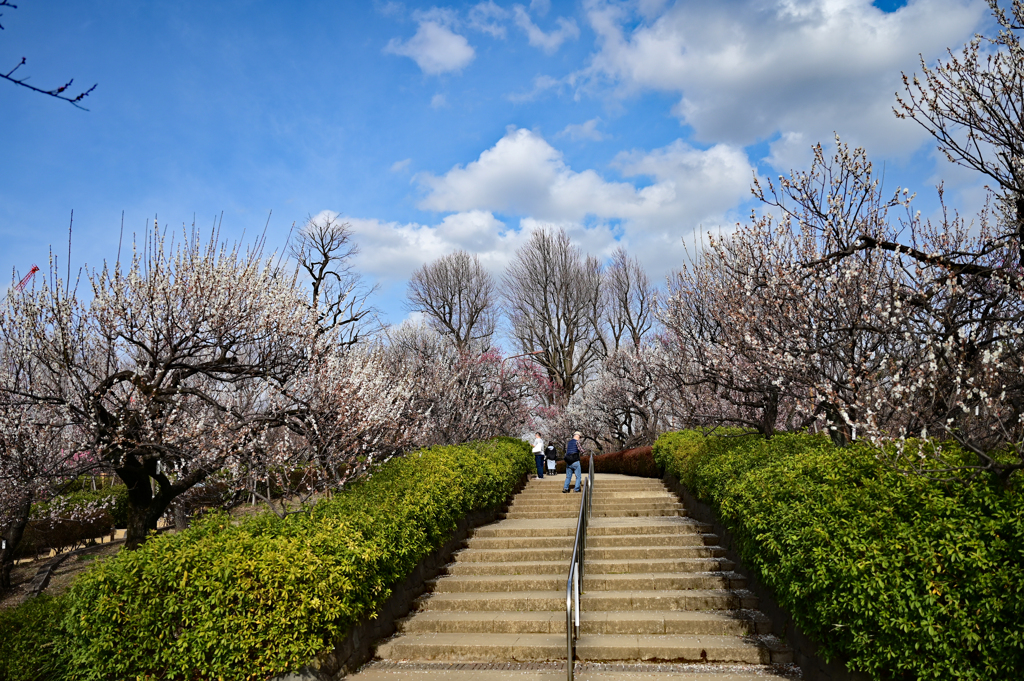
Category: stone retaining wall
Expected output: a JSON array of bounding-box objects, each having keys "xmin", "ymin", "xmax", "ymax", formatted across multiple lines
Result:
[
  {"xmin": 663, "ymin": 473, "xmax": 872, "ymax": 681},
  {"xmin": 275, "ymin": 473, "xmax": 529, "ymax": 681}
]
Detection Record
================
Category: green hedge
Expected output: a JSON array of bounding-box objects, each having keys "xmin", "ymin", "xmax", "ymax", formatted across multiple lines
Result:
[
  {"xmin": 0, "ymin": 437, "xmax": 531, "ymax": 681},
  {"xmin": 0, "ymin": 596, "xmax": 70, "ymax": 681},
  {"xmin": 653, "ymin": 430, "xmax": 1024, "ymax": 680}
]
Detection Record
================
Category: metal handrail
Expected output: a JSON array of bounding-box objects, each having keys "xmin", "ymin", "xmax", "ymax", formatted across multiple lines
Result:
[{"xmin": 565, "ymin": 453, "xmax": 594, "ymax": 681}]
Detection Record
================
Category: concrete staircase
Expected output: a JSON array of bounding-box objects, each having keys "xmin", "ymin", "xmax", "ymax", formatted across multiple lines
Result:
[{"xmin": 357, "ymin": 474, "xmax": 794, "ymax": 680}]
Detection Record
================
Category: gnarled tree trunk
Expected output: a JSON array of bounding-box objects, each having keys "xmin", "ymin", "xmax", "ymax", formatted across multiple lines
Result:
[
  {"xmin": 117, "ymin": 456, "xmax": 208, "ymax": 550},
  {"xmin": 0, "ymin": 491, "xmax": 34, "ymax": 593}
]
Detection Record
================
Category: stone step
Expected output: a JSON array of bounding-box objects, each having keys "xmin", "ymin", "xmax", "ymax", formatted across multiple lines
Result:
[
  {"xmin": 588, "ymin": 534, "xmax": 713, "ymax": 548},
  {"xmin": 587, "ymin": 557, "xmax": 735, "ymax": 574},
  {"xmin": 429, "ymin": 575, "xmax": 567, "ymax": 593},
  {"xmin": 428, "ymin": 572, "xmax": 745, "ymax": 593},
  {"xmin": 397, "ymin": 610, "xmax": 770, "ymax": 636},
  {"xmin": 469, "ymin": 521, "xmax": 710, "ymax": 539},
  {"xmin": 376, "ymin": 632, "xmax": 565, "ymax": 662},
  {"xmin": 588, "ymin": 522, "xmax": 711, "ymax": 536},
  {"xmin": 504, "ymin": 509, "xmax": 681, "ymax": 519},
  {"xmin": 414, "ymin": 589, "xmax": 756, "ymax": 612},
  {"xmin": 352, "ymin": 667, "xmax": 792, "ymax": 681},
  {"xmin": 398, "ymin": 610, "xmax": 567, "ymax": 634},
  {"xmin": 511, "ymin": 495, "xmax": 678, "ymax": 504},
  {"xmin": 471, "ymin": 526, "xmax": 576, "ymax": 538},
  {"xmin": 581, "ymin": 589, "xmax": 758, "ymax": 612},
  {"xmin": 588, "ymin": 546, "xmax": 726, "ymax": 560},
  {"xmin": 463, "ymin": 536, "xmax": 576, "ymax": 550},
  {"xmin": 453, "ymin": 548, "xmax": 573, "ymax": 562},
  {"xmin": 445, "ymin": 561, "xmax": 570, "ymax": 576},
  {"xmin": 513, "ymin": 491, "xmax": 673, "ymax": 500},
  {"xmin": 581, "ymin": 610, "xmax": 771, "ymax": 636},
  {"xmin": 595, "ymin": 502, "xmax": 681, "ymax": 509},
  {"xmin": 509, "ymin": 502, "xmax": 683, "ymax": 512},
  {"xmin": 414, "ymin": 590, "xmax": 567, "ymax": 612},
  {"xmin": 453, "ymin": 545, "xmax": 726, "ymax": 563},
  {"xmin": 583, "ymin": 572, "xmax": 746, "ymax": 591},
  {"xmin": 519, "ymin": 481, "xmax": 664, "ymax": 488},
  {"xmin": 464, "ymin": 532, "xmax": 712, "ymax": 550},
  {"xmin": 445, "ymin": 557, "xmax": 735, "ymax": 576},
  {"xmin": 575, "ymin": 634, "xmax": 791, "ymax": 664},
  {"xmin": 376, "ymin": 633, "xmax": 788, "ymax": 664},
  {"xmin": 516, "ymin": 492, "xmax": 671, "ymax": 500}
]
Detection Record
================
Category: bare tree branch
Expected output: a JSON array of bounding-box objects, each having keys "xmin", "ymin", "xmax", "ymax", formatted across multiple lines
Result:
[{"xmin": 1, "ymin": 2, "xmax": 96, "ymax": 110}]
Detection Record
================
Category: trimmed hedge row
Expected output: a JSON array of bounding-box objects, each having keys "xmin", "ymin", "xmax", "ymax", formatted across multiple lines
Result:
[
  {"xmin": 0, "ymin": 437, "xmax": 532, "ymax": 681},
  {"xmin": 653, "ymin": 430, "xmax": 1024, "ymax": 681}
]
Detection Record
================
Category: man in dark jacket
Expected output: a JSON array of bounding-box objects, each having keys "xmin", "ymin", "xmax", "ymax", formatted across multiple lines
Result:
[{"xmin": 563, "ymin": 431, "xmax": 583, "ymax": 493}]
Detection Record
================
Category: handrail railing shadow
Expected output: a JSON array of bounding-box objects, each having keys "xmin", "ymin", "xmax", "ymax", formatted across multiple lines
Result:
[{"xmin": 565, "ymin": 454, "xmax": 594, "ymax": 681}]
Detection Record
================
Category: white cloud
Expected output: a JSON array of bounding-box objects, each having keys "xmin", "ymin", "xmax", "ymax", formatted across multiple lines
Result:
[
  {"xmin": 418, "ymin": 127, "xmax": 751, "ymax": 231},
  {"xmin": 412, "ymin": 126, "xmax": 752, "ymax": 278},
  {"xmin": 506, "ymin": 74, "xmax": 563, "ymax": 102},
  {"xmin": 313, "ymin": 129, "xmax": 754, "ymax": 285},
  {"xmin": 313, "ymin": 208, "xmax": 623, "ymax": 285},
  {"xmin": 390, "ymin": 158, "xmax": 412, "ymax": 172},
  {"xmin": 513, "ymin": 4, "xmax": 580, "ymax": 54},
  {"xmin": 530, "ymin": 0, "xmax": 551, "ymax": 17},
  {"xmin": 317, "ymin": 209, "xmax": 519, "ymax": 282},
  {"xmin": 468, "ymin": 1, "xmax": 510, "ymax": 38},
  {"xmin": 766, "ymin": 131, "xmax": 815, "ymax": 173},
  {"xmin": 579, "ymin": 0, "xmax": 987, "ymax": 159},
  {"xmin": 375, "ymin": 1, "xmax": 404, "ymax": 18},
  {"xmin": 401, "ymin": 310, "xmax": 427, "ymax": 326},
  {"xmin": 558, "ymin": 117, "xmax": 607, "ymax": 142},
  {"xmin": 431, "ymin": 93, "xmax": 448, "ymax": 108},
  {"xmin": 385, "ymin": 19, "xmax": 475, "ymax": 74}
]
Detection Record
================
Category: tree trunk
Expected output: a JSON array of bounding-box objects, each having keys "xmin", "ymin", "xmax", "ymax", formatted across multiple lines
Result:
[
  {"xmin": 1016, "ymin": 196, "xmax": 1024, "ymax": 269},
  {"xmin": 760, "ymin": 388, "xmax": 779, "ymax": 439},
  {"xmin": 822, "ymin": 404, "xmax": 852, "ymax": 447},
  {"xmin": 173, "ymin": 504, "xmax": 190, "ymax": 531},
  {"xmin": 0, "ymin": 491, "xmax": 34, "ymax": 593},
  {"xmin": 118, "ymin": 466, "xmax": 168, "ymax": 550},
  {"xmin": 116, "ymin": 458, "xmax": 209, "ymax": 550}
]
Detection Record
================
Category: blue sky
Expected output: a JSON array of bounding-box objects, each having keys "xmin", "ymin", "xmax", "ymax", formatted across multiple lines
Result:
[{"xmin": 0, "ymin": 0, "xmax": 994, "ymax": 324}]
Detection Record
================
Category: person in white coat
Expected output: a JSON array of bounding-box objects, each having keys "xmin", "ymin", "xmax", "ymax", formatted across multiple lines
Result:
[{"xmin": 532, "ymin": 432, "xmax": 545, "ymax": 478}]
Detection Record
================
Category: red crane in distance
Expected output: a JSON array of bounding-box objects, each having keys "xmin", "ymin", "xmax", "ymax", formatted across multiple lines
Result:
[{"xmin": 14, "ymin": 264, "xmax": 40, "ymax": 292}]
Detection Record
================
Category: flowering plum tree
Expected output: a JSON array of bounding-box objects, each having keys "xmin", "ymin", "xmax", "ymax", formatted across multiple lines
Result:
[
  {"xmin": 557, "ymin": 344, "xmax": 667, "ymax": 452},
  {"xmin": 0, "ymin": 226, "xmax": 315, "ymax": 549},
  {"xmin": 383, "ymin": 321, "xmax": 530, "ymax": 447},
  {"xmin": 761, "ymin": 141, "xmax": 1024, "ymax": 481},
  {"xmin": 0, "ymin": 397, "xmax": 89, "ymax": 590}
]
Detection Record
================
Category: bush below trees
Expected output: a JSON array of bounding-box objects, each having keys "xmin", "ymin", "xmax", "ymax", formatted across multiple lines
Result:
[
  {"xmin": 0, "ymin": 437, "xmax": 531, "ymax": 681},
  {"xmin": 653, "ymin": 430, "xmax": 1024, "ymax": 681}
]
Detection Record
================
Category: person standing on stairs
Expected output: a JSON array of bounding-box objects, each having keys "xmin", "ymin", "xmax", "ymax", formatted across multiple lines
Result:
[
  {"xmin": 563, "ymin": 431, "xmax": 583, "ymax": 493},
  {"xmin": 531, "ymin": 432, "xmax": 545, "ymax": 478},
  {"xmin": 545, "ymin": 442, "xmax": 557, "ymax": 477}
]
